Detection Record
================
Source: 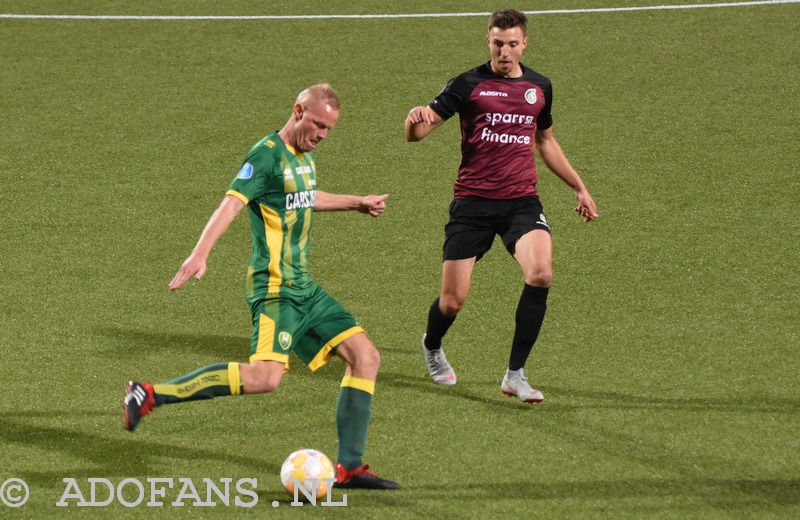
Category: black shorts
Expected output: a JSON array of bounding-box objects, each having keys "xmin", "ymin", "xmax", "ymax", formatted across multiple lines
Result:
[{"xmin": 443, "ymin": 197, "xmax": 550, "ymax": 261}]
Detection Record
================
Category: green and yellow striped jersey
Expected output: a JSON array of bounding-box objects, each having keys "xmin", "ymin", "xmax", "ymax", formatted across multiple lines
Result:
[{"xmin": 227, "ymin": 132, "xmax": 317, "ymax": 299}]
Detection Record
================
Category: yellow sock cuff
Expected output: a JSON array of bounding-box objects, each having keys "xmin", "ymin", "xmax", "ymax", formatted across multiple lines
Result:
[
  {"xmin": 340, "ymin": 375, "xmax": 375, "ymax": 395},
  {"xmin": 228, "ymin": 362, "xmax": 242, "ymax": 396}
]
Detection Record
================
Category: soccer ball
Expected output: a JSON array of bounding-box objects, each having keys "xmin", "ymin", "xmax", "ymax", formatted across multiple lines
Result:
[{"xmin": 280, "ymin": 449, "xmax": 335, "ymax": 499}]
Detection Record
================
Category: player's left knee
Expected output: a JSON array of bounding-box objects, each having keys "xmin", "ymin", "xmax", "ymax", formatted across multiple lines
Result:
[
  {"xmin": 338, "ymin": 334, "xmax": 381, "ymax": 379},
  {"xmin": 360, "ymin": 344, "xmax": 381, "ymax": 372},
  {"xmin": 525, "ymin": 269, "xmax": 552, "ymax": 288},
  {"xmin": 351, "ymin": 343, "xmax": 381, "ymax": 379},
  {"xmin": 242, "ymin": 361, "xmax": 284, "ymax": 394}
]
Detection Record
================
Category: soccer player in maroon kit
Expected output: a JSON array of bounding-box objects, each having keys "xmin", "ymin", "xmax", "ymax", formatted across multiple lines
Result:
[{"xmin": 404, "ymin": 9, "xmax": 598, "ymax": 402}]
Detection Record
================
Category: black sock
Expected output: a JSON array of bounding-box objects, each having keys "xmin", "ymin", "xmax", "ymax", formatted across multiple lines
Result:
[
  {"xmin": 424, "ymin": 297, "xmax": 457, "ymax": 350},
  {"xmin": 508, "ymin": 285, "xmax": 549, "ymax": 371}
]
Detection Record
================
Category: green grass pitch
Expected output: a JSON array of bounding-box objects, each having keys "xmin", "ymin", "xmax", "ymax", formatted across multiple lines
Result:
[{"xmin": 1, "ymin": 1, "xmax": 798, "ymax": 518}]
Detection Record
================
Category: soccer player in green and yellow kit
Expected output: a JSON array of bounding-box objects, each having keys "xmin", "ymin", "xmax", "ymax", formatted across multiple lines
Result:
[{"xmin": 123, "ymin": 84, "xmax": 399, "ymax": 490}]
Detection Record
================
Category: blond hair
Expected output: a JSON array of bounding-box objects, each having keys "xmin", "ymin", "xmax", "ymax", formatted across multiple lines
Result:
[{"xmin": 297, "ymin": 83, "xmax": 340, "ymax": 110}]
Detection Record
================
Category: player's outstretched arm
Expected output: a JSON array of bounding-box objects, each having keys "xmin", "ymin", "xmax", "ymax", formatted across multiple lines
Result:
[
  {"xmin": 168, "ymin": 194, "xmax": 245, "ymax": 290},
  {"xmin": 534, "ymin": 127, "xmax": 599, "ymax": 223},
  {"xmin": 405, "ymin": 106, "xmax": 445, "ymax": 142},
  {"xmin": 315, "ymin": 191, "xmax": 388, "ymax": 217}
]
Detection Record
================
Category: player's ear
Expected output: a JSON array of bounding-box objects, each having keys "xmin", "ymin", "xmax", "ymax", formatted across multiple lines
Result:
[{"xmin": 293, "ymin": 103, "xmax": 304, "ymax": 120}]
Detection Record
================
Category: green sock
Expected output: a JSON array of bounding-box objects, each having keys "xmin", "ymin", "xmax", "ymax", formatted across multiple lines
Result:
[
  {"xmin": 336, "ymin": 375, "xmax": 375, "ymax": 470},
  {"xmin": 153, "ymin": 362, "xmax": 243, "ymax": 406}
]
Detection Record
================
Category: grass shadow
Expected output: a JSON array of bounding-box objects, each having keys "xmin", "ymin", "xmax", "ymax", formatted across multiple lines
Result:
[
  {"xmin": 95, "ymin": 326, "xmax": 247, "ymax": 361},
  {"xmin": 0, "ymin": 412, "xmax": 279, "ymax": 489},
  {"xmin": 546, "ymin": 386, "xmax": 800, "ymax": 414},
  {"xmin": 399, "ymin": 478, "xmax": 800, "ymax": 508},
  {"xmin": 376, "ymin": 370, "xmax": 521, "ymax": 408}
]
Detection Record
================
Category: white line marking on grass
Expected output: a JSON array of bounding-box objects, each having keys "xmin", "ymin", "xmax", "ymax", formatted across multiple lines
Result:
[{"xmin": 1, "ymin": 0, "xmax": 798, "ymax": 20}]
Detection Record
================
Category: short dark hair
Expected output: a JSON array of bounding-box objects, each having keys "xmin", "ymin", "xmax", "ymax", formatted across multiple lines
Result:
[{"xmin": 488, "ymin": 9, "xmax": 528, "ymax": 35}]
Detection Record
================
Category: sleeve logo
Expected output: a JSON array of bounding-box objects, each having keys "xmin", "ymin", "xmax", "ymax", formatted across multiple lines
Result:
[
  {"xmin": 278, "ymin": 332, "xmax": 293, "ymax": 351},
  {"xmin": 236, "ymin": 163, "xmax": 254, "ymax": 180}
]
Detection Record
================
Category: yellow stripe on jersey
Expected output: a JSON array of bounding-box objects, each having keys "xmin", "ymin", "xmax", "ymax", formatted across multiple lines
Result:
[
  {"xmin": 259, "ymin": 203, "xmax": 284, "ymax": 290},
  {"xmin": 226, "ymin": 189, "xmax": 249, "ymax": 205},
  {"xmin": 283, "ymin": 209, "xmax": 298, "ymax": 280},
  {"xmin": 249, "ymin": 351, "xmax": 290, "ymax": 369},
  {"xmin": 297, "ymin": 209, "xmax": 312, "ymax": 269},
  {"xmin": 250, "ymin": 313, "xmax": 291, "ymax": 369},
  {"xmin": 341, "ymin": 375, "xmax": 376, "ymax": 395},
  {"xmin": 285, "ymin": 143, "xmax": 302, "ymax": 158},
  {"xmin": 245, "ymin": 265, "xmax": 255, "ymax": 299},
  {"xmin": 255, "ymin": 312, "xmax": 276, "ymax": 358}
]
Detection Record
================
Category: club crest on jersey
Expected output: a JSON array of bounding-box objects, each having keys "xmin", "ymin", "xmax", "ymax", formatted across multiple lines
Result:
[
  {"xmin": 237, "ymin": 163, "xmax": 254, "ymax": 180},
  {"xmin": 278, "ymin": 332, "xmax": 292, "ymax": 350},
  {"xmin": 525, "ymin": 88, "xmax": 538, "ymax": 105}
]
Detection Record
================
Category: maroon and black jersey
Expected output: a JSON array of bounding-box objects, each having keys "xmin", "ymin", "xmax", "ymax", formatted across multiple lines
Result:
[{"xmin": 430, "ymin": 62, "xmax": 553, "ymax": 199}]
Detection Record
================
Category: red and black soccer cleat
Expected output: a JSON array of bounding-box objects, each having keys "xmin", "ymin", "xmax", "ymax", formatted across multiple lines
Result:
[
  {"xmin": 123, "ymin": 381, "xmax": 155, "ymax": 432},
  {"xmin": 334, "ymin": 463, "xmax": 400, "ymax": 490}
]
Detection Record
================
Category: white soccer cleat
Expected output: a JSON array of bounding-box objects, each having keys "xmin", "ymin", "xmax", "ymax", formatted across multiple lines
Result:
[
  {"xmin": 421, "ymin": 334, "xmax": 457, "ymax": 385},
  {"xmin": 501, "ymin": 369, "xmax": 544, "ymax": 403}
]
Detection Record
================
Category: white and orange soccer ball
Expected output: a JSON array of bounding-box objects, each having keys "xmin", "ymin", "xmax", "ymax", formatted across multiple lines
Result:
[{"xmin": 280, "ymin": 449, "xmax": 335, "ymax": 499}]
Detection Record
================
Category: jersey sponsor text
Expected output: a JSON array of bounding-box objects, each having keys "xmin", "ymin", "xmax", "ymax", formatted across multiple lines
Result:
[
  {"xmin": 480, "ymin": 127, "xmax": 532, "ymax": 145},
  {"xmin": 479, "ymin": 90, "xmax": 508, "ymax": 97},
  {"xmin": 485, "ymin": 112, "xmax": 535, "ymax": 126},
  {"xmin": 286, "ymin": 190, "xmax": 317, "ymax": 211}
]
